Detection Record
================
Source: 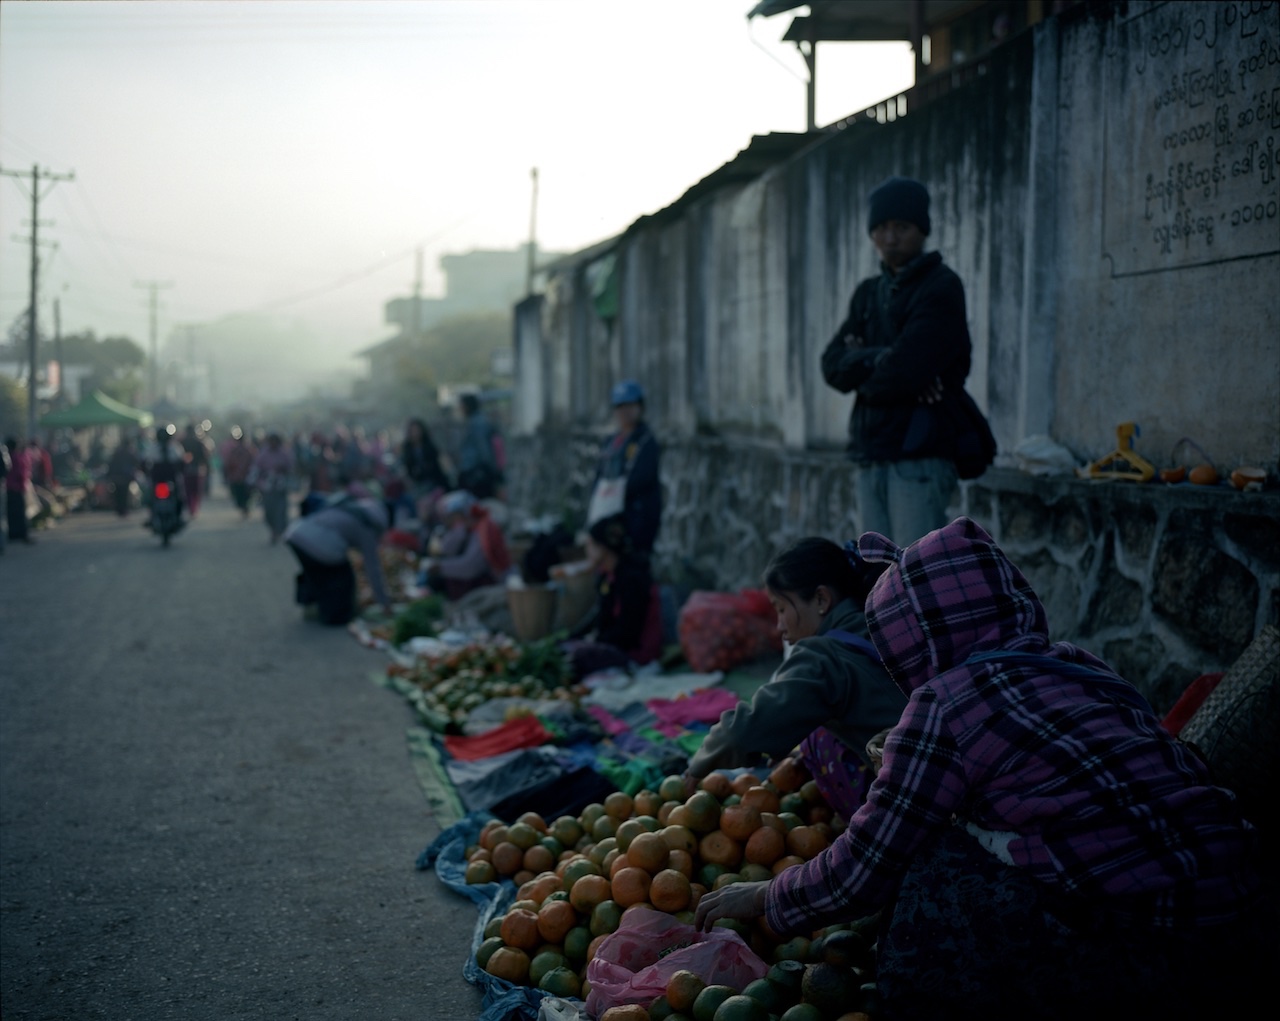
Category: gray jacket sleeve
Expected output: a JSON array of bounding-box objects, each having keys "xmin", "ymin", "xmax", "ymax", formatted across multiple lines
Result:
[{"xmin": 687, "ymin": 638, "xmax": 861, "ymax": 777}]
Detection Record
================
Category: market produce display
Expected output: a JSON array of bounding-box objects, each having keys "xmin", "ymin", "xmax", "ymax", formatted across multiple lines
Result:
[
  {"xmin": 386, "ymin": 634, "xmax": 581, "ymax": 734},
  {"xmin": 462, "ymin": 761, "xmax": 879, "ymax": 1020}
]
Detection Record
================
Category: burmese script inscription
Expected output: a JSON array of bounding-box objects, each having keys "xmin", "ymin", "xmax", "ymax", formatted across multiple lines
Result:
[{"xmin": 1103, "ymin": 1, "xmax": 1280, "ymax": 276}]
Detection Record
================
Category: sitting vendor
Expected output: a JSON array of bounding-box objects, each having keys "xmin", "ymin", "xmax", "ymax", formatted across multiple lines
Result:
[
  {"xmin": 420, "ymin": 490, "xmax": 508, "ymax": 601},
  {"xmin": 684, "ymin": 537, "xmax": 905, "ymax": 822},
  {"xmin": 562, "ymin": 514, "xmax": 662, "ymax": 680},
  {"xmin": 696, "ymin": 518, "xmax": 1273, "ymax": 1021}
]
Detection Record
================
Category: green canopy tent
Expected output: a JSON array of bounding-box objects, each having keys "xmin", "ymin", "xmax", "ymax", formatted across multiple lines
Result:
[{"xmin": 39, "ymin": 390, "xmax": 154, "ymax": 430}]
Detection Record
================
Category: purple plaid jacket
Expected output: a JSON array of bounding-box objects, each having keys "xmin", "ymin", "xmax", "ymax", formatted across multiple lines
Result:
[{"xmin": 766, "ymin": 517, "xmax": 1262, "ymax": 936}]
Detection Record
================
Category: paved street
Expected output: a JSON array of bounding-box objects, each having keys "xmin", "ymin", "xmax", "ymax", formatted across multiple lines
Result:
[{"xmin": 0, "ymin": 490, "xmax": 485, "ymax": 1021}]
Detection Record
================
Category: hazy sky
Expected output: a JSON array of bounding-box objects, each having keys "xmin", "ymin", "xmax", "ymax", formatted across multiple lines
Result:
[{"xmin": 0, "ymin": 0, "xmax": 912, "ymax": 375}]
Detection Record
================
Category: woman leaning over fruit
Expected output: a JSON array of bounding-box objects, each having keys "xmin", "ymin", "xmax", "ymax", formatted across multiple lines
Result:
[
  {"xmin": 695, "ymin": 517, "xmax": 1273, "ymax": 1021},
  {"xmin": 683, "ymin": 536, "xmax": 906, "ymax": 823}
]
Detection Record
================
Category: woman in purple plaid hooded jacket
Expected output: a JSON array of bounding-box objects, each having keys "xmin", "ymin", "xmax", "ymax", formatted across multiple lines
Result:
[{"xmin": 697, "ymin": 517, "xmax": 1272, "ymax": 1020}]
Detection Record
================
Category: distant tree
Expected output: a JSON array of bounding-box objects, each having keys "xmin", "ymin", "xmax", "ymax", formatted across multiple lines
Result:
[
  {"xmin": 56, "ymin": 331, "xmax": 147, "ymax": 400},
  {"xmin": 420, "ymin": 312, "xmax": 511, "ymax": 386},
  {"xmin": 0, "ymin": 374, "xmax": 28, "ymax": 440}
]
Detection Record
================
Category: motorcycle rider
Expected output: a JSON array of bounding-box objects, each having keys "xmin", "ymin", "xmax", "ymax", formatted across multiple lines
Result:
[{"xmin": 144, "ymin": 425, "xmax": 187, "ymax": 529}]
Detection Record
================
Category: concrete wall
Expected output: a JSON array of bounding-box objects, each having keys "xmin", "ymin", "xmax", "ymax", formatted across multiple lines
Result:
[{"xmin": 507, "ymin": 1, "xmax": 1280, "ymax": 700}]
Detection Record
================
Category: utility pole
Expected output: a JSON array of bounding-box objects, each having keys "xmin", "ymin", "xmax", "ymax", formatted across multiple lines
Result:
[
  {"xmin": 526, "ymin": 167, "xmax": 539, "ymax": 297},
  {"xmin": 412, "ymin": 247, "xmax": 423, "ymax": 343},
  {"xmin": 0, "ymin": 162, "xmax": 75, "ymax": 437},
  {"xmin": 135, "ymin": 280, "xmax": 174, "ymax": 406},
  {"xmin": 54, "ymin": 297, "xmax": 63, "ymax": 404}
]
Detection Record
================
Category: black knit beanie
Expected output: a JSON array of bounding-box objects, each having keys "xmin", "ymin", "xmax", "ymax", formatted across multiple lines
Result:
[{"xmin": 867, "ymin": 176, "xmax": 931, "ymax": 236}]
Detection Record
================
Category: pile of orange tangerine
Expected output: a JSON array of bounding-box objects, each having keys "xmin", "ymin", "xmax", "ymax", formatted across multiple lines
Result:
[{"xmin": 464, "ymin": 759, "xmax": 861, "ymax": 1015}]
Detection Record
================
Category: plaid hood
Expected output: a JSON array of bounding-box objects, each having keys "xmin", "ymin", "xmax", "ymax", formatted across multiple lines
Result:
[{"xmin": 859, "ymin": 517, "xmax": 1050, "ymax": 695}]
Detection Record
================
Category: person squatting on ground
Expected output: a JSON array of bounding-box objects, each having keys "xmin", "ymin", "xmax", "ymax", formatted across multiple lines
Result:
[
  {"xmin": 284, "ymin": 490, "xmax": 391, "ymax": 625},
  {"xmin": 683, "ymin": 537, "xmax": 906, "ymax": 822},
  {"xmin": 587, "ymin": 379, "xmax": 662, "ymax": 557},
  {"xmin": 821, "ymin": 176, "xmax": 971, "ymax": 547},
  {"xmin": 561, "ymin": 514, "xmax": 663, "ymax": 682},
  {"xmin": 695, "ymin": 517, "xmax": 1272, "ymax": 1021},
  {"xmin": 419, "ymin": 490, "xmax": 510, "ymax": 601}
]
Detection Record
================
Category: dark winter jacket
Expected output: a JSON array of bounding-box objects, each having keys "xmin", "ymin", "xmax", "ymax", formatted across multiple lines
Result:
[
  {"xmin": 593, "ymin": 420, "xmax": 661, "ymax": 554},
  {"xmin": 821, "ymin": 251, "xmax": 971, "ymax": 464}
]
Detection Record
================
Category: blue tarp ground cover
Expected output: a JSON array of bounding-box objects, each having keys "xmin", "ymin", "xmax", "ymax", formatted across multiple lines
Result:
[{"xmin": 419, "ymin": 812, "xmax": 584, "ymax": 1021}]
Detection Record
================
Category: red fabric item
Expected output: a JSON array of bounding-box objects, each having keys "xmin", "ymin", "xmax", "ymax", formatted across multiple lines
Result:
[
  {"xmin": 443, "ymin": 715, "xmax": 551, "ymax": 761},
  {"xmin": 472, "ymin": 508, "xmax": 512, "ymax": 576},
  {"xmin": 1161, "ymin": 672, "xmax": 1225, "ymax": 736}
]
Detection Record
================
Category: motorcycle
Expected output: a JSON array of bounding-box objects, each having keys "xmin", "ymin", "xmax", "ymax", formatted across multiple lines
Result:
[{"xmin": 149, "ymin": 479, "xmax": 183, "ymax": 547}]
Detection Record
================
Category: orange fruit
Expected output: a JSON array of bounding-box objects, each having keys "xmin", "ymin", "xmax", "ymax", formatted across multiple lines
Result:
[
  {"xmin": 592, "ymin": 814, "xmax": 621, "ymax": 841},
  {"xmin": 569, "ymin": 873, "xmax": 612, "ymax": 913},
  {"xmin": 759, "ymin": 812, "xmax": 787, "ymax": 835},
  {"xmin": 633, "ymin": 789, "xmax": 663, "ymax": 818},
  {"xmin": 667, "ymin": 848, "xmax": 695, "ymax": 878},
  {"xmin": 513, "ymin": 869, "xmax": 535, "ymax": 887},
  {"xmin": 744, "ymin": 825, "xmax": 786, "ymax": 866},
  {"xmin": 740, "ymin": 785, "xmax": 781, "ymax": 816},
  {"xmin": 611, "ymin": 866, "xmax": 653, "ymax": 908},
  {"xmin": 599, "ymin": 1004, "xmax": 650, "ymax": 1021},
  {"xmin": 699, "ymin": 773, "xmax": 733, "ymax": 800},
  {"xmin": 550, "ymin": 815, "xmax": 584, "ymax": 848},
  {"xmin": 468, "ymin": 846, "xmax": 492, "ymax": 863},
  {"xmin": 499, "ymin": 908, "xmax": 541, "ymax": 951},
  {"xmin": 517, "ymin": 811, "xmax": 548, "ymax": 834},
  {"xmin": 658, "ymin": 774, "xmax": 687, "ymax": 802},
  {"xmin": 698, "ymin": 830, "xmax": 743, "ymax": 869},
  {"xmin": 537, "ymin": 898, "xmax": 579, "ymax": 944},
  {"xmin": 786, "ymin": 825, "xmax": 828, "ymax": 860},
  {"xmin": 479, "ymin": 822, "xmax": 509, "ymax": 851},
  {"xmin": 768, "ymin": 758, "xmax": 809, "ymax": 793},
  {"xmin": 491, "ymin": 841, "xmax": 524, "ymax": 876},
  {"xmin": 683, "ymin": 791, "xmax": 722, "ymax": 834},
  {"xmin": 666, "ymin": 803, "xmax": 693, "ymax": 829},
  {"xmin": 649, "ymin": 869, "xmax": 692, "ymax": 913},
  {"xmin": 484, "ymin": 946, "xmax": 530, "ymax": 984},
  {"xmin": 772, "ymin": 854, "xmax": 805, "ymax": 875},
  {"xmin": 712, "ymin": 872, "xmax": 741, "ymax": 891},
  {"xmin": 719, "ymin": 803, "xmax": 763, "ymax": 842},
  {"xmin": 660, "ymin": 825, "xmax": 698, "ymax": 853},
  {"xmin": 730, "ymin": 772, "xmax": 761, "ymax": 796},
  {"xmin": 604, "ymin": 791, "xmax": 635, "ymax": 820},
  {"xmin": 666, "ymin": 968, "xmax": 707, "ymax": 1011},
  {"xmin": 465, "ymin": 859, "xmax": 497, "ymax": 885},
  {"xmin": 615, "ymin": 818, "xmax": 646, "ymax": 852},
  {"xmin": 561, "ymin": 857, "xmax": 602, "ymax": 893},
  {"xmin": 590, "ymin": 899, "xmax": 623, "ymax": 937},
  {"xmin": 627, "ymin": 831, "xmax": 670, "ymax": 874},
  {"xmin": 608, "ymin": 852, "xmax": 630, "ymax": 879},
  {"xmin": 507, "ymin": 821, "xmax": 542, "ymax": 851},
  {"xmin": 523, "ymin": 844, "xmax": 555, "ymax": 875}
]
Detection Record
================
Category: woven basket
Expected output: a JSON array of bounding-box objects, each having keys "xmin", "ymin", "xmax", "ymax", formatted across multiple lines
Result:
[{"xmin": 1178, "ymin": 624, "xmax": 1280, "ymax": 826}]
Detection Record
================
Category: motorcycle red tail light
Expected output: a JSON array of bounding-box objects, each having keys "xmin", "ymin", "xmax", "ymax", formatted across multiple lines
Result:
[{"xmin": 155, "ymin": 483, "xmax": 171, "ymax": 499}]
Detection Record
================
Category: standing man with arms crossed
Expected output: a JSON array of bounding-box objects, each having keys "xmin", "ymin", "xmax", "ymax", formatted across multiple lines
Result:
[{"xmin": 821, "ymin": 176, "xmax": 971, "ymax": 546}]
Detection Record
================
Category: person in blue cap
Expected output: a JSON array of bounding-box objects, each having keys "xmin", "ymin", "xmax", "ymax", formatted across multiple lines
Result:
[
  {"xmin": 585, "ymin": 379, "xmax": 662, "ymax": 556},
  {"xmin": 820, "ymin": 175, "xmax": 973, "ymax": 546}
]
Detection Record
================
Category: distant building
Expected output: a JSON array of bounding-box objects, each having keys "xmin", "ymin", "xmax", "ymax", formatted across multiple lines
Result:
[{"xmin": 358, "ymin": 243, "xmax": 562, "ymax": 404}]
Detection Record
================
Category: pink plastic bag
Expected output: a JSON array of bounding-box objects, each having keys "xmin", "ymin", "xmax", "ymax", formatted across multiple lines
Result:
[{"xmin": 584, "ymin": 910, "xmax": 768, "ymax": 1017}]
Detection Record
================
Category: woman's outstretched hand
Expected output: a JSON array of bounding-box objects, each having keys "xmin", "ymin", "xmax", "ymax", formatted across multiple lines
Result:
[{"xmin": 694, "ymin": 879, "xmax": 772, "ymax": 932}]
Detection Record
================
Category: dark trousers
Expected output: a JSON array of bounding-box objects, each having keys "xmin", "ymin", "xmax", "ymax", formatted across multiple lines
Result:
[
  {"xmin": 289, "ymin": 545, "xmax": 356, "ymax": 626},
  {"xmin": 6, "ymin": 489, "xmax": 28, "ymax": 541}
]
